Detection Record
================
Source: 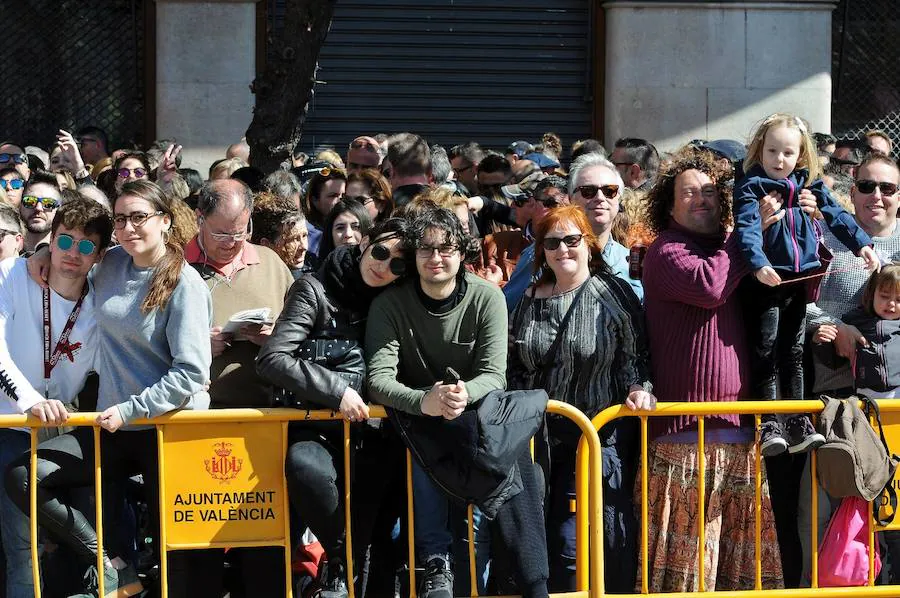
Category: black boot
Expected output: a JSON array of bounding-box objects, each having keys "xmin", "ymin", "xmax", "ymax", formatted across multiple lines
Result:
[{"xmin": 317, "ymin": 559, "xmax": 348, "ymax": 598}]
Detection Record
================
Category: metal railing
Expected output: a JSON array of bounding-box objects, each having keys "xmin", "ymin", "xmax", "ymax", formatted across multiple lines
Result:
[
  {"xmin": 580, "ymin": 399, "xmax": 900, "ymax": 597},
  {"xmin": 5, "ymin": 399, "xmax": 604, "ymax": 598}
]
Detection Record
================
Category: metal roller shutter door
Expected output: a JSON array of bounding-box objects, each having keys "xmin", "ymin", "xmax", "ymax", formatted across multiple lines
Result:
[{"xmin": 294, "ymin": 0, "xmax": 593, "ymax": 154}]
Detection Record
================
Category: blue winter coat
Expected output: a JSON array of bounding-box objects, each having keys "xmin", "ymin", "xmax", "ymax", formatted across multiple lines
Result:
[{"xmin": 734, "ymin": 165, "xmax": 872, "ymax": 273}]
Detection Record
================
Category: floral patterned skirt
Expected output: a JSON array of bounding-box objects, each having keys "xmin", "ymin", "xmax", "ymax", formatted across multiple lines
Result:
[{"xmin": 634, "ymin": 439, "xmax": 784, "ymax": 592}]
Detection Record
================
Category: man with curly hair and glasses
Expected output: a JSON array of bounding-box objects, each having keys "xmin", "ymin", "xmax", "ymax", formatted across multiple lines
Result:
[{"xmin": 366, "ymin": 208, "xmax": 548, "ymax": 598}]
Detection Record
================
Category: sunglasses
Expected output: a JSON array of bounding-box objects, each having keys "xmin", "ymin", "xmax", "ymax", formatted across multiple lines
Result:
[
  {"xmin": 856, "ymin": 179, "xmax": 899, "ymax": 196},
  {"xmin": 117, "ymin": 167, "xmax": 147, "ymax": 179},
  {"xmin": 370, "ymin": 243, "xmax": 406, "ymax": 276},
  {"xmin": 56, "ymin": 233, "xmax": 97, "ymax": 256},
  {"xmin": 0, "ymin": 153, "xmax": 27, "ymax": 165},
  {"xmin": 575, "ymin": 184, "xmax": 620, "ymax": 200},
  {"xmin": 514, "ymin": 194, "xmax": 561, "ymax": 208},
  {"xmin": 0, "ymin": 179, "xmax": 23, "ymax": 191},
  {"xmin": 343, "ymin": 194, "xmax": 375, "ymax": 205},
  {"xmin": 22, "ymin": 195, "xmax": 61, "ymax": 210},
  {"xmin": 542, "ymin": 234, "xmax": 584, "ymax": 250}
]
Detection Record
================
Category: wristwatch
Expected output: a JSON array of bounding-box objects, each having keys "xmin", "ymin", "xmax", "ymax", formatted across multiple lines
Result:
[{"xmin": 74, "ymin": 168, "xmax": 91, "ymax": 181}]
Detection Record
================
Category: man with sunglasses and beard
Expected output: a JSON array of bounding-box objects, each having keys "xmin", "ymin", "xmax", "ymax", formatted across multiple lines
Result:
[
  {"xmin": 0, "ymin": 196, "xmax": 111, "ymax": 598},
  {"xmin": 18, "ymin": 170, "xmax": 63, "ymax": 255}
]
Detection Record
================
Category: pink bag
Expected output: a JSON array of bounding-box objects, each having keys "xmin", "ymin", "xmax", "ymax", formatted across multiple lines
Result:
[{"xmin": 818, "ymin": 496, "xmax": 881, "ymax": 586}]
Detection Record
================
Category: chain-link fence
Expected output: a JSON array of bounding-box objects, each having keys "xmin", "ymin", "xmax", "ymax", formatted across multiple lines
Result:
[
  {"xmin": 0, "ymin": 0, "xmax": 147, "ymax": 154},
  {"xmin": 832, "ymin": 0, "xmax": 900, "ymax": 158}
]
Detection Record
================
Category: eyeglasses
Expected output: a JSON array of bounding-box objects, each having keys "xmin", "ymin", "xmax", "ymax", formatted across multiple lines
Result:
[
  {"xmin": 343, "ymin": 194, "xmax": 375, "ymax": 205},
  {"xmin": 0, "ymin": 179, "xmax": 23, "ymax": 191},
  {"xmin": 22, "ymin": 195, "xmax": 61, "ymax": 210},
  {"xmin": 452, "ymin": 164, "xmax": 473, "ymax": 176},
  {"xmin": 201, "ymin": 216, "xmax": 253, "ymax": 243},
  {"xmin": 856, "ymin": 179, "xmax": 899, "ymax": 196},
  {"xmin": 0, "ymin": 153, "xmax": 27, "ymax": 165},
  {"xmin": 117, "ymin": 167, "xmax": 147, "ymax": 179},
  {"xmin": 612, "ymin": 161, "xmax": 635, "ymax": 168},
  {"xmin": 415, "ymin": 244, "xmax": 458, "ymax": 259},
  {"xmin": 113, "ymin": 211, "xmax": 164, "ymax": 229},
  {"xmin": 542, "ymin": 234, "xmax": 584, "ymax": 250},
  {"xmin": 370, "ymin": 243, "xmax": 406, "ymax": 276},
  {"xmin": 575, "ymin": 184, "xmax": 620, "ymax": 200},
  {"xmin": 56, "ymin": 234, "xmax": 97, "ymax": 256}
]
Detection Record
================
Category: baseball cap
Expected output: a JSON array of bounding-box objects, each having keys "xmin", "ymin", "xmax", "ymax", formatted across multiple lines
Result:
[
  {"xmin": 699, "ymin": 139, "xmax": 747, "ymax": 163},
  {"xmin": 506, "ymin": 140, "xmax": 534, "ymax": 159},
  {"xmin": 522, "ymin": 152, "xmax": 560, "ymax": 170},
  {"xmin": 500, "ymin": 171, "xmax": 547, "ymax": 203}
]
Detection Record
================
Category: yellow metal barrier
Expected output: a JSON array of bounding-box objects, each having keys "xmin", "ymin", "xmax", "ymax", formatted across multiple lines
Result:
[
  {"xmin": 2, "ymin": 399, "xmax": 604, "ymax": 598},
  {"xmin": 579, "ymin": 399, "xmax": 900, "ymax": 597}
]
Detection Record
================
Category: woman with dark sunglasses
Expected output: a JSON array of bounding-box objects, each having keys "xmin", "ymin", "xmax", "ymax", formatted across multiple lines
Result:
[
  {"xmin": 256, "ymin": 217, "xmax": 410, "ymax": 597},
  {"xmin": 508, "ymin": 205, "xmax": 654, "ymax": 593},
  {"xmin": 0, "ymin": 169, "xmax": 25, "ymax": 208},
  {"xmin": 112, "ymin": 151, "xmax": 151, "ymax": 195}
]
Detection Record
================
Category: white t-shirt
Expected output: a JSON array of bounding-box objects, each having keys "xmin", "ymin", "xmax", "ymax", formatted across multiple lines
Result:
[{"xmin": 0, "ymin": 257, "xmax": 97, "ymax": 417}]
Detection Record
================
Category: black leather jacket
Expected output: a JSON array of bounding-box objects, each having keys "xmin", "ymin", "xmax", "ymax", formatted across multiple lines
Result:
[{"xmin": 256, "ymin": 274, "xmax": 366, "ymax": 411}]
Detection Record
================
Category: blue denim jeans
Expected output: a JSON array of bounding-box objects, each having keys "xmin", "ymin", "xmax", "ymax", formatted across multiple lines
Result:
[
  {"xmin": 0, "ymin": 429, "xmax": 35, "ymax": 598},
  {"xmin": 411, "ymin": 459, "xmax": 491, "ymax": 594}
]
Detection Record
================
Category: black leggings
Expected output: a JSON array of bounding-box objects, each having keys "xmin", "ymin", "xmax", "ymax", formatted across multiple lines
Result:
[
  {"xmin": 5, "ymin": 427, "xmax": 158, "ymax": 564},
  {"xmin": 4, "ymin": 427, "xmax": 202, "ymax": 596},
  {"xmin": 285, "ymin": 426, "xmax": 347, "ymax": 563}
]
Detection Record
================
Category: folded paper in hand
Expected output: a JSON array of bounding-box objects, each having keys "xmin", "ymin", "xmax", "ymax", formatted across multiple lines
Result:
[{"xmin": 222, "ymin": 308, "xmax": 273, "ymax": 335}]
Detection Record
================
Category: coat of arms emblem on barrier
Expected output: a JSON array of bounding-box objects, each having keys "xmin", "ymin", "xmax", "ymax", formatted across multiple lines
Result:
[{"xmin": 204, "ymin": 442, "xmax": 243, "ymax": 483}]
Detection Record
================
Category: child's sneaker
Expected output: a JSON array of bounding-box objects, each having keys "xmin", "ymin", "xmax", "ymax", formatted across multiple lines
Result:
[
  {"xmin": 759, "ymin": 418, "xmax": 788, "ymax": 457},
  {"xmin": 786, "ymin": 414, "xmax": 826, "ymax": 454}
]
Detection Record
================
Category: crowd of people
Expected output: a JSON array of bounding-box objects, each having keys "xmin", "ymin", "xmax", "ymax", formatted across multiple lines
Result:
[{"xmin": 0, "ymin": 117, "xmax": 897, "ymax": 598}]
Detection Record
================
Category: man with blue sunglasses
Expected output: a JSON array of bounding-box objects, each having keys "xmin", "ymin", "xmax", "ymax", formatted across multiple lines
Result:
[
  {"xmin": 0, "ymin": 195, "xmax": 111, "ymax": 598},
  {"xmin": 0, "ymin": 142, "xmax": 30, "ymax": 180}
]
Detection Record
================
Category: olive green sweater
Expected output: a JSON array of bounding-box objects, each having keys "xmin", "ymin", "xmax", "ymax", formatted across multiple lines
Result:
[{"xmin": 365, "ymin": 273, "xmax": 508, "ymax": 415}]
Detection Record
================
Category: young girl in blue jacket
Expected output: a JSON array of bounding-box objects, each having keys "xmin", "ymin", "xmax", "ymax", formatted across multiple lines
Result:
[{"xmin": 734, "ymin": 113, "xmax": 879, "ymax": 456}]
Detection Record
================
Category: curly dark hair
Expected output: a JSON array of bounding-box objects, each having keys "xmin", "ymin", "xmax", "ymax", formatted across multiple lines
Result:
[
  {"xmin": 645, "ymin": 147, "xmax": 733, "ymax": 234},
  {"xmin": 408, "ymin": 207, "xmax": 480, "ymax": 265}
]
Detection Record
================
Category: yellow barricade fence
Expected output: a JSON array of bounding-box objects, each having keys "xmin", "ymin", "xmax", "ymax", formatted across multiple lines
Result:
[
  {"xmin": 0, "ymin": 399, "xmax": 604, "ymax": 598},
  {"xmin": 580, "ymin": 399, "xmax": 900, "ymax": 597}
]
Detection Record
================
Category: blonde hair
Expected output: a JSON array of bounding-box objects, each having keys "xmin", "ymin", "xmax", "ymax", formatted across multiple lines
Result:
[
  {"xmin": 744, "ymin": 113, "xmax": 821, "ymax": 184},
  {"xmin": 210, "ymin": 157, "xmax": 248, "ymax": 180},
  {"xmin": 413, "ymin": 186, "xmax": 467, "ymax": 211}
]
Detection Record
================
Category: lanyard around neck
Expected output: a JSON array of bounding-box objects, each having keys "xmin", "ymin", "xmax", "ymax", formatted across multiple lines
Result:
[{"xmin": 42, "ymin": 285, "xmax": 88, "ymax": 398}]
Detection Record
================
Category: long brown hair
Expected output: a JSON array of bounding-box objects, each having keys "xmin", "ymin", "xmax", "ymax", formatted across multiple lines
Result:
[
  {"xmin": 115, "ymin": 180, "xmax": 185, "ymax": 313},
  {"xmin": 532, "ymin": 205, "xmax": 608, "ymax": 285}
]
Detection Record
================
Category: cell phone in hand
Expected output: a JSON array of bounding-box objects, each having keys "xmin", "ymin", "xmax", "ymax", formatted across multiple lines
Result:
[{"xmin": 443, "ymin": 367, "xmax": 460, "ymax": 385}]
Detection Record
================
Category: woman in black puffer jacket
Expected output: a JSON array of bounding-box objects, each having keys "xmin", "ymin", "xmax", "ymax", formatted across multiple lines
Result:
[{"xmin": 256, "ymin": 218, "xmax": 410, "ymax": 598}]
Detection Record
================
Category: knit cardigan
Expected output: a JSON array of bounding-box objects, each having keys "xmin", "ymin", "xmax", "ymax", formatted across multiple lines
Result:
[{"xmin": 642, "ymin": 222, "xmax": 751, "ymax": 438}]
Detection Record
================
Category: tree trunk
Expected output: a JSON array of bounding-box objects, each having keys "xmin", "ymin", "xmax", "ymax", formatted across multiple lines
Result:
[{"xmin": 246, "ymin": 0, "xmax": 337, "ymax": 173}]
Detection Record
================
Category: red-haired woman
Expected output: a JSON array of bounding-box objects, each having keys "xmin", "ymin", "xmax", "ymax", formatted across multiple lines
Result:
[{"xmin": 508, "ymin": 205, "xmax": 654, "ymax": 593}]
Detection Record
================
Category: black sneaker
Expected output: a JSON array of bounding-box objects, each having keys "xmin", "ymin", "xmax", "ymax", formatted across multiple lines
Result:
[
  {"xmin": 317, "ymin": 559, "xmax": 349, "ymax": 598},
  {"xmin": 786, "ymin": 414, "xmax": 826, "ymax": 454},
  {"xmin": 759, "ymin": 418, "xmax": 788, "ymax": 457},
  {"xmin": 420, "ymin": 556, "xmax": 454, "ymax": 598}
]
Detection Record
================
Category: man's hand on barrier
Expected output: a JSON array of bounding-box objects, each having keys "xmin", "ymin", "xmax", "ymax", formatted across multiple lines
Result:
[
  {"xmin": 26, "ymin": 247, "xmax": 51, "ymax": 289},
  {"xmin": 30, "ymin": 399, "xmax": 69, "ymax": 425},
  {"xmin": 339, "ymin": 387, "xmax": 370, "ymax": 422},
  {"xmin": 97, "ymin": 405, "xmax": 124, "ymax": 433},
  {"xmin": 625, "ymin": 385, "xmax": 657, "ymax": 411},
  {"xmin": 835, "ymin": 323, "xmax": 867, "ymax": 359}
]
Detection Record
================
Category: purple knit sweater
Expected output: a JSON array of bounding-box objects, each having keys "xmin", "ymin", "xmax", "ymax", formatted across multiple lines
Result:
[{"xmin": 643, "ymin": 223, "xmax": 751, "ymax": 439}]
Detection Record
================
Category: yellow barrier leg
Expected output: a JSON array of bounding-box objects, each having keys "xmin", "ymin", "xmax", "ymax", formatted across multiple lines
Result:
[
  {"xmin": 406, "ymin": 450, "xmax": 416, "ymax": 598},
  {"xmin": 95, "ymin": 426, "xmax": 105, "ymax": 598},
  {"xmin": 344, "ymin": 419, "xmax": 355, "ymax": 598},
  {"xmin": 468, "ymin": 504, "xmax": 477, "ymax": 596},
  {"xmin": 811, "ymin": 431, "xmax": 819, "ymax": 588},
  {"xmin": 29, "ymin": 429, "xmax": 40, "ymax": 598},
  {"xmin": 697, "ymin": 417, "xmax": 705, "ymax": 593},
  {"xmin": 283, "ymin": 422, "xmax": 294, "ymax": 598},
  {"xmin": 640, "ymin": 416, "xmax": 648, "ymax": 594},
  {"xmin": 575, "ymin": 431, "xmax": 589, "ymax": 591},
  {"xmin": 157, "ymin": 426, "xmax": 168, "ymax": 598},
  {"xmin": 754, "ymin": 414, "xmax": 761, "ymax": 590}
]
